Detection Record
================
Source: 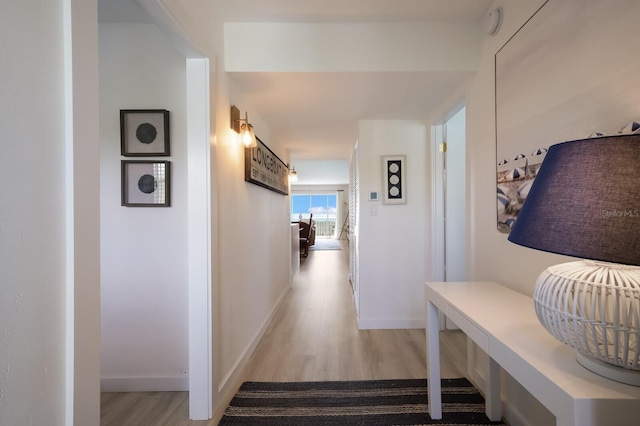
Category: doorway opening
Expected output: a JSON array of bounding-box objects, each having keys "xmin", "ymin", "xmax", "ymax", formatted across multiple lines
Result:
[
  {"xmin": 431, "ymin": 105, "xmax": 467, "ymax": 282},
  {"xmin": 97, "ymin": 3, "xmax": 212, "ymax": 420},
  {"xmin": 431, "ymin": 105, "xmax": 466, "ymax": 331}
]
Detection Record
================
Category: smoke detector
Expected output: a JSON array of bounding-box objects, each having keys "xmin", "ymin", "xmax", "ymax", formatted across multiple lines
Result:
[{"xmin": 484, "ymin": 7, "xmax": 503, "ymax": 36}]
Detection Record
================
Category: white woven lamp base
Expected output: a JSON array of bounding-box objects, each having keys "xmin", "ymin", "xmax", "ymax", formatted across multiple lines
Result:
[
  {"xmin": 576, "ymin": 353, "xmax": 640, "ymax": 386},
  {"xmin": 534, "ymin": 260, "xmax": 640, "ymax": 386}
]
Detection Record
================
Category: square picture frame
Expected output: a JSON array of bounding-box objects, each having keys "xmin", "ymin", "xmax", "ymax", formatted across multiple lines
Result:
[
  {"xmin": 382, "ymin": 155, "xmax": 406, "ymax": 205},
  {"xmin": 120, "ymin": 109, "xmax": 170, "ymax": 156},
  {"xmin": 121, "ymin": 160, "xmax": 171, "ymax": 207}
]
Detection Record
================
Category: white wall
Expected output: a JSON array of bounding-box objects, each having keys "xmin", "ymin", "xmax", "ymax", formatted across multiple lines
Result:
[
  {"xmin": 213, "ymin": 86, "xmax": 291, "ymax": 393},
  {"xmin": 1, "ymin": 1, "xmax": 101, "ymax": 424},
  {"xmin": 0, "ymin": 3, "xmax": 67, "ymax": 422},
  {"xmin": 450, "ymin": 0, "xmax": 620, "ymax": 424},
  {"xmin": 356, "ymin": 120, "xmax": 429, "ymax": 329},
  {"xmin": 99, "ymin": 23, "xmax": 189, "ymax": 391},
  {"xmin": 465, "ymin": 0, "xmax": 559, "ymax": 295},
  {"xmin": 153, "ymin": 0, "xmax": 294, "ymax": 416},
  {"xmin": 291, "ymin": 160, "xmax": 349, "ymax": 185},
  {"xmin": 464, "ymin": 2, "xmax": 558, "ymax": 423}
]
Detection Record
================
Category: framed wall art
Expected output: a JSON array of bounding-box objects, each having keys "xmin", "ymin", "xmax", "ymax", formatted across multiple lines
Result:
[
  {"xmin": 121, "ymin": 160, "xmax": 170, "ymax": 207},
  {"xmin": 382, "ymin": 155, "xmax": 406, "ymax": 205},
  {"xmin": 495, "ymin": 0, "xmax": 640, "ymax": 233},
  {"xmin": 120, "ymin": 109, "xmax": 170, "ymax": 156},
  {"xmin": 244, "ymin": 136, "xmax": 289, "ymax": 195}
]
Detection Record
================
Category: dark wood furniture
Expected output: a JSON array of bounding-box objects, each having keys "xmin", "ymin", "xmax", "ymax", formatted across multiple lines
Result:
[{"xmin": 296, "ymin": 215, "xmax": 315, "ymax": 257}]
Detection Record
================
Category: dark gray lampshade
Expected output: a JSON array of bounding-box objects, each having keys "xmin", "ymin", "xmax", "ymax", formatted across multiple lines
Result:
[{"xmin": 508, "ymin": 134, "xmax": 640, "ymax": 266}]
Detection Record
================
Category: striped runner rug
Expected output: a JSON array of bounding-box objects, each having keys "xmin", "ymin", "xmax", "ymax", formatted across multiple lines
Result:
[{"xmin": 219, "ymin": 378, "xmax": 505, "ymax": 425}]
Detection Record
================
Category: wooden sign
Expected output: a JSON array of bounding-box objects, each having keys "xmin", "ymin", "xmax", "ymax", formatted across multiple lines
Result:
[{"xmin": 244, "ymin": 137, "xmax": 289, "ymax": 195}]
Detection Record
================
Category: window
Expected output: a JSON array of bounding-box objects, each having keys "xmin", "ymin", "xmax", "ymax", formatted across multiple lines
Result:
[{"xmin": 291, "ymin": 193, "xmax": 337, "ymax": 238}]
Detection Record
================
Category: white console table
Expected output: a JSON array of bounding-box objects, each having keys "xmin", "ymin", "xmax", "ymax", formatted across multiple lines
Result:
[{"xmin": 425, "ymin": 282, "xmax": 640, "ymax": 426}]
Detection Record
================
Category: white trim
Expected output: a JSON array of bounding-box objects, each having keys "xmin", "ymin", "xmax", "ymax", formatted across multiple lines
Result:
[
  {"xmin": 429, "ymin": 123, "xmax": 445, "ymax": 283},
  {"xmin": 100, "ymin": 377, "xmax": 188, "ymax": 392},
  {"xmin": 429, "ymin": 101, "xmax": 466, "ymax": 331},
  {"xmin": 186, "ymin": 58, "xmax": 212, "ymax": 420},
  {"xmin": 64, "ymin": 1, "xmax": 100, "ymax": 424},
  {"xmin": 217, "ymin": 286, "xmax": 291, "ymax": 393},
  {"xmin": 212, "ymin": 285, "xmax": 292, "ymax": 419},
  {"xmin": 63, "ymin": 3, "xmax": 75, "ymax": 424},
  {"xmin": 430, "ymin": 124, "xmax": 447, "ymax": 331},
  {"xmin": 429, "ymin": 100, "xmax": 467, "ymax": 284},
  {"xmin": 502, "ymin": 401, "xmax": 532, "ymax": 426}
]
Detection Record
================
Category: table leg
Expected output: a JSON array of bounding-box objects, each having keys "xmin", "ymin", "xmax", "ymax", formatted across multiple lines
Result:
[
  {"xmin": 426, "ymin": 300, "xmax": 442, "ymax": 419},
  {"xmin": 485, "ymin": 357, "xmax": 502, "ymax": 421}
]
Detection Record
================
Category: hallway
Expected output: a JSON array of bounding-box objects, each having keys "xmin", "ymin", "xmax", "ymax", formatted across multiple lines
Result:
[
  {"xmin": 100, "ymin": 240, "xmax": 466, "ymax": 425},
  {"xmin": 241, "ymin": 240, "xmax": 465, "ymax": 382}
]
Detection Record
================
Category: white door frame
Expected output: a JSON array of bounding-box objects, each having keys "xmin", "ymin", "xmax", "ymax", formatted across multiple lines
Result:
[
  {"xmin": 430, "ymin": 101, "xmax": 466, "ymax": 330},
  {"xmin": 430, "ymin": 100, "xmax": 466, "ymax": 281},
  {"xmin": 430, "ymin": 123, "xmax": 446, "ymax": 284},
  {"xmin": 186, "ymin": 58, "xmax": 213, "ymax": 419}
]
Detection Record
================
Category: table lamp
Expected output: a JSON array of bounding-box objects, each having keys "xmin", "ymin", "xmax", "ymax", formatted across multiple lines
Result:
[{"xmin": 508, "ymin": 134, "xmax": 640, "ymax": 385}]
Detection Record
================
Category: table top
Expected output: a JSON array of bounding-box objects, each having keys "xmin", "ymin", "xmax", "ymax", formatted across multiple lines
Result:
[{"xmin": 425, "ymin": 281, "xmax": 640, "ymax": 425}]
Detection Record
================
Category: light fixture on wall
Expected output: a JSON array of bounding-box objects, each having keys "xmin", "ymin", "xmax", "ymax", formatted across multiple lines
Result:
[
  {"xmin": 508, "ymin": 134, "xmax": 640, "ymax": 385},
  {"xmin": 288, "ymin": 164, "xmax": 298, "ymax": 182},
  {"xmin": 230, "ymin": 105, "xmax": 257, "ymax": 148}
]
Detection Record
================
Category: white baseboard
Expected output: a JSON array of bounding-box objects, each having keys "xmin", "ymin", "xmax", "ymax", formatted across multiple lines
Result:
[
  {"xmin": 100, "ymin": 376, "xmax": 188, "ymax": 392},
  {"xmin": 217, "ymin": 287, "xmax": 290, "ymax": 392},
  {"xmin": 357, "ymin": 318, "xmax": 424, "ymax": 330},
  {"xmin": 214, "ymin": 284, "xmax": 292, "ymax": 417},
  {"xmin": 502, "ymin": 402, "xmax": 531, "ymax": 426}
]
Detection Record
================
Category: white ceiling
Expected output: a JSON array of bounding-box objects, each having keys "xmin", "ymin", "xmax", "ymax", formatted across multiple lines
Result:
[
  {"xmin": 99, "ymin": 0, "xmax": 493, "ymax": 160},
  {"xmin": 229, "ymin": 70, "xmax": 475, "ymax": 160},
  {"xmin": 217, "ymin": 0, "xmax": 493, "ymax": 24}
]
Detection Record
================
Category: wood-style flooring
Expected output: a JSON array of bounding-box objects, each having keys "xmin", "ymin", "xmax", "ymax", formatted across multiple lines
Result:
[{"xmin": 100, "ymin": 240, "xmax": 467, "ymax": 425}]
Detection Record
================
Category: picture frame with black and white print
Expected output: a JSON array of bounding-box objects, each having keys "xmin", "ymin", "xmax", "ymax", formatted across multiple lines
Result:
[
  {"xmin": 382, "ymin": 155, "xmax": 406, "ymax": 205},
  {"xmin": 121, "ymin": 160, "xmax": 170, "ymax": 207},
  {"xmin": 120, "ymin": 109, "xmax": 170, "ymax": 156}
]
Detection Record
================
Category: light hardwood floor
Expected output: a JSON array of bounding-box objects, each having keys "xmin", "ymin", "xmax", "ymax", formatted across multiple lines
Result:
[{"xmin": 100, "ymin": 240, "xmax": 467, "ymax": 426}]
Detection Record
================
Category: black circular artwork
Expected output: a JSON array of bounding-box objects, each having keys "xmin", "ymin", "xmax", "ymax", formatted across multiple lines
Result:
[
  {"xmin": 136, "ymin": 123, "xmax": 157, "ymax": 144},
  {"xmin": 387, "ymin": 161, "xmax": 402, "ymax": 199},
  {"xmin": 138, "ymin": 174, "xmax": 156, "ymax": 194}
]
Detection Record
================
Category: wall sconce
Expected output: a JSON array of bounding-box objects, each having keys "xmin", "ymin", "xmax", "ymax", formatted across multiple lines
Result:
[
  {"xmin": 288, "ymin": 164, "xmax": 298, "ymax": 182},
  {"xmin": 230, "ymin": 105, "xmax": 257, "ymax": 148}
]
